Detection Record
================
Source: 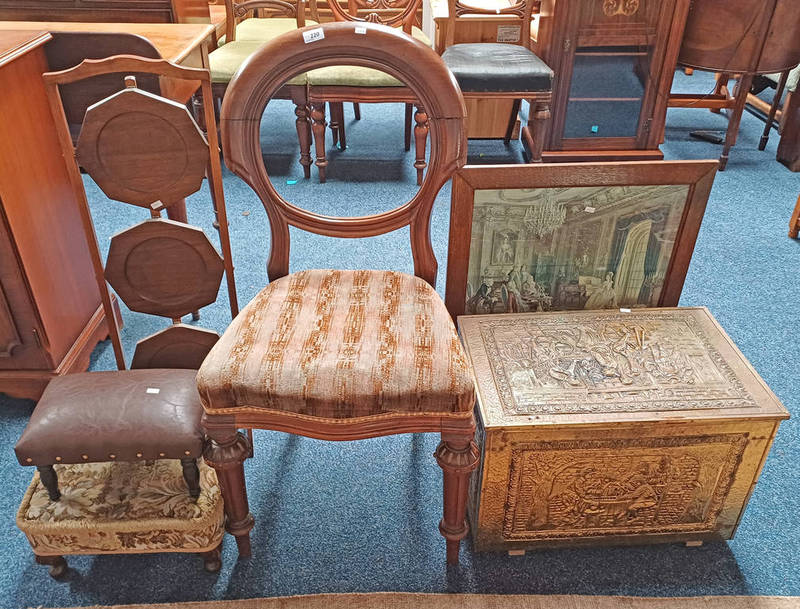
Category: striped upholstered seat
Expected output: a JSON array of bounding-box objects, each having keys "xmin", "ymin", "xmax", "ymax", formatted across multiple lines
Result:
[{"xmin": 197, "ymin": 269, "xmax": 475, "ymax": 419}]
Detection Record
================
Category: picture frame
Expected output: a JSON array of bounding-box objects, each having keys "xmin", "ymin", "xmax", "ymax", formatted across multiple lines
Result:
[{"xmin": 444, "ymin": 161, "xmax": 718, "ymax": 318}]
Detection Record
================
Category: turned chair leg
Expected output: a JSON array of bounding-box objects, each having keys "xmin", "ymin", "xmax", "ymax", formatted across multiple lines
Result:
[
  {"xmin": 524, "ymin": 99, "xmax": 550, "ymax": 163},
  {"xmin": 37, "ymin": 465, "xmax": 60, "ymax": 501},
  {"xmin": 504, "ymin": 99, "xmax": 521, "ymax": 145},
  {"xmin": 404, "ymin": 103, "xmax": 413, "ymax": 151},
  {"xmin": 203, "ymin": 430, "xmax": 254, "ymax": 557},
  {"xmin": 413, "ymin": 104, "xmax": 429, "ymax": 186},
  {"xmin": 328, "ymin": 102, "xmax": 340, "ymax": 148},
  {"xmin": 294, "ymin": 102, "xmax": 313, "ymax": 179},
  {"xmin": 789, "ymin": 195, "xmax": 800, "ymax": 239},
  {"xmin": 181, "ymin": 457, "xmax": 201, "ymax": 499},
  {"xmin": 719, "ymin": 73, "xmax": 754, "ymax": 171},
  {"xmin": 759, "ymin": 69, "xmax": 789, "ymax": 151},
  {"xmin": 310, "ymin": 102, "xmax": 329, "ymax": 183},
  {"xmin": 434, "ymin": 432, "xmax": 479, "ymax": 565},
  {"xmin": 36, "ymin": 554, "xmax": 67, "ymax": 578},
  {"xmin": 199, "ymin": 541, "xmax": 223, "ymax": 572}
]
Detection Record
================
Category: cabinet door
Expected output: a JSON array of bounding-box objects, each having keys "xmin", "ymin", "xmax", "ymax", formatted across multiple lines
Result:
[{"xmin": 0, "ymin": 204, "xmax": 50, "ymax": 370}]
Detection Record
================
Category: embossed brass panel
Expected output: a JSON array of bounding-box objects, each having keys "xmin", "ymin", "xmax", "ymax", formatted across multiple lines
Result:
[{"xmin": 459, "ymin": 307, "xmax": 788, "ymax": 550}]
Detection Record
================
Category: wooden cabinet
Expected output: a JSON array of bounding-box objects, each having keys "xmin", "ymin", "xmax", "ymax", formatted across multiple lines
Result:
[
  {"xmin": 0, "ymin": 31, "xmax": 112, "ymax": 400},
  {"xmin": 535, "ymin": 0, "xmax": 690, "ymax": 161}
]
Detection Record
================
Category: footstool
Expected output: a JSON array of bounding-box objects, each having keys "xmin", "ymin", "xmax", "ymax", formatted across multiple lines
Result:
[
  {"xmin": 16, "ymin": 459, "xmax": 224, "ymax": 576},
  {"xmin": 14, "ymin": 368, "xmax": 223, "ymax": 575},
  {"xmin": 458, "ymin": 307, "xmax": 789, "ymax": 552}
]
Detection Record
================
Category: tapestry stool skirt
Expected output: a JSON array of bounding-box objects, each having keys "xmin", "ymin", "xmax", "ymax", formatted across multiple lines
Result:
[{"xmin": 16, "ymin": 459, "xmax": 225, "ymax": 577}]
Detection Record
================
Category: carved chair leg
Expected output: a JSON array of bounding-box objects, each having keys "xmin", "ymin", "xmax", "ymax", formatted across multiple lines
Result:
[
  {"xmin": 352, "ymin": 102, "xmax": 361, "ymax": 120},
  {"xmin": 310, "ymin": 102, "xmax": 328, "ymax": 183},
  {"xmin": 203, "ymin": 430, "xmax": 254, "ymax": 558},
  {"xmin": 294, "ymin": 102, "xmax": 313, "ymax": 179},
  {"xmin": 524, "ymin": 99, "xmax": 550, "ymax": 163},
  {"xmin": 181, "ymin": 457, "xmax": 201, "ymax": 499},
  {"xmin": 328, "ymin": 102, "xmax": 340, "ymax": 148},
  {"xmin": 413, "ymin": 104, "xmax": 429, "ymax": 186},
  {"xmin": 504, "ymin": 99, "xmax": 521, "ymax": 145},
  {"xmin": 199, "ymin": 541, "xmax": 223, "ymax": 572},
  {"xmin": 719, "ymin": 73, "xmax": 753, "ymax": 171},
  {"xmin": 404, "ymin": 103, "xmax": 413, "ymax": 151},
  {"xmin": 37, "ymin": 465, "xmax": 60, "ymax": 501},
  {"xmin": 789, "ymin": 194, "xmax": 800, "ymax": 239},
  {"xmin": 434, "ymin": 433, "xmax": 479, "ymax": 565},
  {"xmin": 35, "ymin": 554, "xmax": 67, "ymax": 578}
]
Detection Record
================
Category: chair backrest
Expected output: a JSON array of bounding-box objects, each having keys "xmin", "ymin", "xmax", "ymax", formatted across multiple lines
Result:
[
  {"xmin": 224, "ymin": 0, "xmax": 313, "ymax": 42},
  {"xmin": 42, "ymin": 55, "xmax": 239, "ymax": 370},
  {"xmin": 327, "ymin": 0, "xmax": 421, "ymax": 34},
  {"xmin": 44, "ymin": 32, "xmax": 162, "ymax": 140},
  {"xmin": 443, "ymin": 0, "xmax": 537, "ymax": 50},
  {"xmin": 220, "ymin": 22, "xmax": 466, "ymax": 287}
]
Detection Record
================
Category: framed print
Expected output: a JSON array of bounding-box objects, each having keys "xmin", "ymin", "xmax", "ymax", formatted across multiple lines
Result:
[{"xmin": 445, "ymin": 161, "xmax": 718, "ymax": 318}]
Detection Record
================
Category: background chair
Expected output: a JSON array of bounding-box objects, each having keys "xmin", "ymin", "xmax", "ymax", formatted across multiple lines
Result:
[
  {"xmin": 198, "ymin": 23, "xmax": 479, "ymax": 565},
  {"xmin": 439, "ymin": 0, "xmax": 552, "ymax": 161},
  {"xmin": 209, "ymin": 0, "xmax": 314, "ymax": 176},
  {"xmin": 306, "ymin": 0, "xmax": 431, "ymax": 183},
  {"xmin": 15, "ymin": 55, "xmax": 239, "ymax": 577}
]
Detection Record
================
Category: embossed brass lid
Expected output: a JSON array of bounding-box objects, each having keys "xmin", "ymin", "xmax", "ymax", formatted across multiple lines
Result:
[{"xmin": 458, "ymin": 307, "xmax": 789, "ymax": 428}]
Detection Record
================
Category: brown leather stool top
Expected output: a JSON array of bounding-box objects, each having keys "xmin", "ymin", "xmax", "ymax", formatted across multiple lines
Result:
[{"xmin": 15, "ymin": 369, "xmax": 204, "ymax": 500}]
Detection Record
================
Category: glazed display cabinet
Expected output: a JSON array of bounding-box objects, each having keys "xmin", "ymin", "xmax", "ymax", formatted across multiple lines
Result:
[{"xmin": 535, "ymin": 0, "xmax": 690, "ymax": 162}]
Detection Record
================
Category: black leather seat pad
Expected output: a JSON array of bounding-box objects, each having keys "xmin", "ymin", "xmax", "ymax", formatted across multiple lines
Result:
[{"xmin": 442, "ymin": 43, "xmax": 553, "ymax": 93}]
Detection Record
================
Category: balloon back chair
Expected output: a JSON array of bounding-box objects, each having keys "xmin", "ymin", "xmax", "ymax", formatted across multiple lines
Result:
[{"xmin": 197, "ymin": 22, "xmax": 480, "ymax": 564}]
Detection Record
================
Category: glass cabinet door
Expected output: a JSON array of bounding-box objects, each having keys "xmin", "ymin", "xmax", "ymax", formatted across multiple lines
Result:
[{"xmin": 562, "ymin": 45, "xmax": 650, "ymax": 140}]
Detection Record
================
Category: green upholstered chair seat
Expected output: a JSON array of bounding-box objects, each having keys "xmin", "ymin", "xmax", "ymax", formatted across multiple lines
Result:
[
  {"xmin": 210, "ymin": 41, "xmax": 307, "ymax": 85},
  {"xmin": 218, "ymin": 18, "xmax": 318, "ymax": 45},
  {"xmin": 306, "ymin": 27, "xmax": 429, "ymax": 87}
]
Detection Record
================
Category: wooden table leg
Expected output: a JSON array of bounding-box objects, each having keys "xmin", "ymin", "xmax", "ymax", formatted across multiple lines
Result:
[{"xmin": 719, "ymin": 73, "xmax": 754, "ymax": 171}]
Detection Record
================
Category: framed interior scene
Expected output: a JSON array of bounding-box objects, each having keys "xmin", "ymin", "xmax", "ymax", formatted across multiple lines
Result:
[{"xmin": 445, "ymin": 161, "xmax": 718, "ymax": 318}]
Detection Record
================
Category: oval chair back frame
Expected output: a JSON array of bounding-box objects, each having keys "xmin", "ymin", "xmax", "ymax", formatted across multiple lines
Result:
[{"xmin": 220, "ymin": 22, "xmax": 467, "ymax": 287}]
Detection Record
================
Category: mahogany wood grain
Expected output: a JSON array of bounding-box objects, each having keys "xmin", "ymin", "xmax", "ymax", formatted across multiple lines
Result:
[
  {"xmin": 0, "ymin": 31, "xmax": 117, "ymax": 399},
  {"xmin": 210, "ymin": 22, "xmax": 477, "ymax": 564},
  {"xmin": 43, "ymin": 55, "xmax": 240, "ymax": 370},
  {"xmin": 131, "ymin": 324, "xmax": 220, "ymax": 369},
  {"xmin": 443, "ymin": 160, "xmax": 718, "ymax": 320}
]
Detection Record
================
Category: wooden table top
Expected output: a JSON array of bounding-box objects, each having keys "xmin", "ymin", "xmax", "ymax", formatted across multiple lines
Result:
[
  {"xmin": 0, "ymin": 29, "xmax": 50, "ymax": 67},
  {"xmin": 0, "ymin": 21, "xmax": 214, "ymax": 64}
]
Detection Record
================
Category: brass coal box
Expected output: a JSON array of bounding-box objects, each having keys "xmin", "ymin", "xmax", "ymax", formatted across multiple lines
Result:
[{"xmin": 458, "ymin": 307, "xmax": 788, "ymax": 551}]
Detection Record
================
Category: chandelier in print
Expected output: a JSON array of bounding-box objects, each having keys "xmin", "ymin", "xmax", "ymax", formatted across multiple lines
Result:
[{"xmin": 521, "ymin": 192, "xmax": 566, "ymax": 238}]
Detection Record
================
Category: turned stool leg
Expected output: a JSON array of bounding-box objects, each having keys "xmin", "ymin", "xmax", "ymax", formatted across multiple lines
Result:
[
  {"xmin": 434, "ymin": 431, "xmax": 479, "ymax": 565},
  {"xmin": 310, "ymin": 102, "xmax": 329, "ymax": 183},
  {"xmin": 414, "ymin": 104, "xmax": 429, "ymax": 186},
  {"xmin": 37, "ymin": 465, "xmax": 60, "ymax": 501},
  {"xmin": 294, "ymin": 102, "xmax": 313, "ymax": 179},
  {"xmin": 199, "ymin": 541, "xmax": 223, "ymax": 572},
  {"xmin": 35, "ymin": 555, "xmax": 67, "ymax": 578},
  {"xmin": 181, "ymin": 457, "xmax": 201, "ymax": 499},
  {"xmin": 203, "ymin": 429, "xmax": 254, "ymax": 558}
]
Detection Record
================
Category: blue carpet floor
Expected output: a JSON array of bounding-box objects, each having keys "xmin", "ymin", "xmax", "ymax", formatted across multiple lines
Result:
[{"xmin": 1, "ymin": 70, "xmax": 799, "ymax": 608}]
